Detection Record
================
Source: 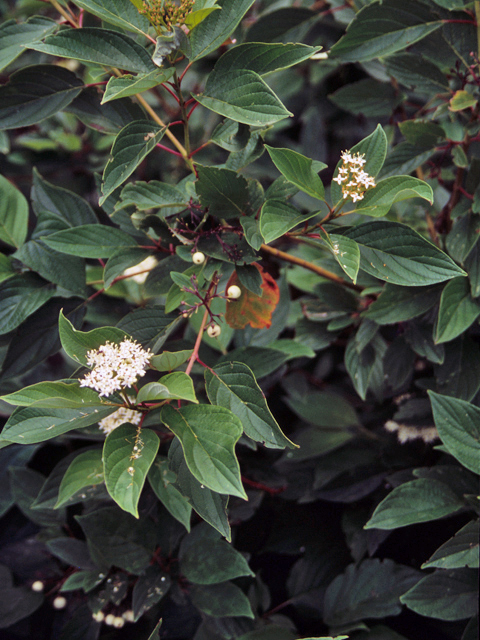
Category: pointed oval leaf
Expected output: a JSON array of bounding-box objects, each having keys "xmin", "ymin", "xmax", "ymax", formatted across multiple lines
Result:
[
  {"xmin": 103, "ymin": 424, "xmax": 160, "ymax": 517},
  {"xmin": 150, "ymin": 350, "xmax": 194, "ymax": 372},
  {"xmin": 196, "ymin": 69, "xmax": 292, "ymax": 126},
  {"xmin": 42, "ymin": 224, "xmax": 135, "ymax": 258},
  {"xmin": 0, "ymin": 405, "xmax": 115, "ymax": 444},
  {"xmin": 329, "ymin": 0, "xmax": 442, "ymax": 62},
  {"xmin": 428, "ymin": 391, "xmax": 480, "ymax": 474},
  {"xmin": 56, "ymin": 450, "xmax": 104, "ymax": 508},
  {"xmin": 260, "ymin": 200, "xmax": 319, "ymax": 244},
  {"xmin": 137, "ymin": 372, "xmax": 197, "ymax": 403},
  {"xmin": 0, "ymin": 16, "xmax": 58, "ymax": 72},
  {"xmin": 100, "ymin": 121, "xmax": 166, "ymax": 204},
  {"xmin": 328, "ymin": 233, "xmax": 361, "ymax": 284},
  {"xmin": 215, "ymin": 42, "xmax": 322, "ymax": 75},
  {"xmin": 29, "ymin": 28, "xmax": 156, "ymax": 74},
  {"xmin": 102, "ymin": 69, "xmax": 175, "ymax": 104},
  {"xmin": 196, "ymin": 165, "xmax": 250, "ymax": 219},
  {"xmin": 365, "ymin": 478, "xmax": 464, "ymax": 530},
  {"xmin": 435, "ymin": 277, "xmax": 480, "ymax": 344},
  {"xmin": 205, "ymin": 361, "xmax": 296, "ymax": 449},
  {"xmin": 343, "ymin": 221, "xmax": 466, "ymax": 286},
  {"xmin": 132, "ymin": 565, "xmax": 171, "ymax": 621},
  {"xmin": 0, "ymin": 273, "xmax": 55, "ymax": 336},
  {"xmin": 355, "ymin": 175, "xmax": 434, "ymax": 217},
  {"xmin": 161, "ymin": 404, "xmax": 246, "ymax": 499},
  {"xmin": 73, "ymin": 0, "xmax": 151, "ymax": 37},
  {"xmin": 148, "ymin": 457, "xmax": 192, "ymax": 530},
  {"xmin": 423, "ymin": 520, "xmax": 479, "ymax": 570},
  {"xmin": 0, "ymin": 65, "xmax": 83, "ymax": 130},
  {"xmin": 191, "ymin": 582, "xmax": 254, "ymax": 618},
  {"xmin": 0, "ymin": 380, "xmax": 111, "ymax": 409},
  {"xmin": 0, "ymin": 174, "xmax": 28, "ymax": 248},
  {"xmin": 264, "ymin": 146, "xmax": 325, "ymax": 200}
]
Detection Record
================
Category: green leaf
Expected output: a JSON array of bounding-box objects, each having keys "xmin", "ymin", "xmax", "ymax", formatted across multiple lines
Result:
[
  {"xmin": 0, "ymin": 16, "xmax": 58, "ymax": 72},
  {"xmin": 179, "ymin": 523, "xmax": 254, "ymax": 584},
  {"xmin": 345, "ymin": 333, "xmax": 387, "ymax": 401},
  {"xmin": 116, "ymin": 305, "xmax": 182, "ymax": 352},
  {"xmin": 365, "ymin": 478, "xmax": 464, "ymax": 530},
  {"xmin": 363, "ymin": 283, "xmax": 442, "ymax": 324},
  {"xmin": 185, "ymin": 6, "xmax": 221, "ymax": 29},
  {"xmin": 215, "ymin": 42, "xmax": 322, "ymax": 75},
  {"xmin": 161, "ymin": 404, "xmax": 246, "ymax": 499},
  {"xmin": 240, "ymin": 217, "xmax": 264, "ymax": 251},
  {"xmin": 195, "ymin": 69, "xmax": 292, "ymax": 127},
  {"xmin": 329, "ymin": 78, "xmax": 403, "ymax": 118},
  {"xmin": 260, "ymin": 200, "xmax": 319, "ymax": 244},
  {"xmin": 196, "ymin": 165, "xmax": 251, "ymax": 219},
  {"xmin": 285, "ymin": 390, "xmax": 359, "ymax": 429},
  {"xmin": 56, "ymin": 450, "xmax": 104, "ymax": 508},
  {"xmin": 103, "ymin": 424, "xmax": 159, "ymax": 518},
  {"xmin": 0, "ymin": 174, "xmax": 28, "ymax": 248},
  {"xmin": 342, "ymin": 221, "xmax": 466, "ymax": 286},
  {"xmin": 147, "ymin": 619, "xmax": 163, "ymax": 640},
  {"xmin": 100, "ymin": 121, "xmax": 166, "ymax": 204},
  {"xmin": 29, "ymin": 28, "xmax": 156, "ymax": 75},
  {"xmin": 150, "ymin": 350, "xmax": 194, "ymax": 372},
  {"xmin": 0, "ymin": 380, "xmax": 111, "ymax": 409},
  {"xmin": 205, "ymin": 361, "xmax": 296, "ymax": 449},
  {"xmin": 245, "ymin": 6, "xmax": 316, "ymax": 43},
  {"xmin": 450, "ymin": 90, "xmax": 477, "ymax": 112},
  {"xmin": 118, "ymin": 180, "xmax": 188, "ymax": 214},
  {"xmin": 148, "ymin": 457, "xmax": 192, "ymax": 530},
  {"xmin": 42, "ymin": 224, "xmax": 136, "ymax": 258},
  {"xmin": 423, "ymin": 520, "xmax": 479, "ymax": 569},
  {"xmin": 219, "ymin": 346, "xmax": 288, "ymax": 379},
  {"xmin": 76, "ymin": 506, "xmax": 156, "ymax": 574},
  {"xmin": 132, "ymin": 565, "xmax": 171, "ymax": 621},
  {"xmin": 323, "ymin": 558, "xmax": 420, "ymax": 627},
  {"xmin": 137, "ymin": 372, "xmax": 198, "ymax": 403},
  {"xmin": 59, "ymin": 310, "xmax": 129, "ymax": 365},
  {"xmin": 0, "ymin": 586, "xmax": 43, "ymax": 629},
  {"xmin": 0, "ymin": 273, "xmax": 55, "ymax": 336},
  {"xmin": 0, "ymin": 64, "xmax": 83, "ymax": 131},
  {"xmin": 400, "ymin": 569, "xmax": 478, "ymax": 621},
  {"xmin": 321, "ymin": 230, "xmax": 361, "ymax": 284},
  {"xmin": 329, "ymin": 0, "xmax": 442, "ymax": 62},
  {"xmin": 0, "ymin": 405, "xmax": 115, "ymax": 444},
  {"xmin": 283, "ymin": 427, "xmax": 354, "ymax": 462},
  {"xmin": 265, "ymin": 145, "xmax": 327, "ymax": 200},
  {"xmin": 189, "ymin": 0, "xmax": 255, "ymax": 61},
  {"xmin": 428, "ymin": 392, "xmax": 480, "ymax": 474},
  {"xmin": 266, "ymin": 339, "xmax": 315, "ymax": 360},
  {"xmin": 15, "ymin": 240, "xmax": 86, "ymax": 297},
  {"xmin": 73, "ymin": 0, "xmax": 152, "ymax": 37},
  {"xmin": 434, "ymin": 337, "xmax": 480, "ymax": 402},
  {"xmin": 435, "ymin": 277, "xmax": 480, "ymax": 344},
  {"xmin": 190, "ymin": 582, "xmax": 254, "ymax": 618},
  {"xmin": 354, "ymin": 176, "xmax": 434, "ymax": 217},
  {"xmin": 168, "ymin": 439, "xmax": 230, "ymax": 540},
  {"xmin": 385, "ymin": 53, "xmax": 449, "ymax": 94},
  {"xmin": 102, "ymin": 69, "xmax": 175, "ymax": 104}
]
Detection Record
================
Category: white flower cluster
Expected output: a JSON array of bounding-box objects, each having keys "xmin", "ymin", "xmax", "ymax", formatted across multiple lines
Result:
[
  {"xmin": 384, "ymin": 420, "xmax": 439, "ymax": 444},
  {"xmin": 80, "ymin": 339, "xmax": 152, "ymax": 397},
  {"xmin": 332, "ymin": 151, "xmax": 376, "ymax": 202},
  {"xmin": 122, "ymin": 255, "xmax": 157, "ymax": 284},
  {"xmin": 98, "ymin": 405, "xmax": 142, "ymax": 435}
]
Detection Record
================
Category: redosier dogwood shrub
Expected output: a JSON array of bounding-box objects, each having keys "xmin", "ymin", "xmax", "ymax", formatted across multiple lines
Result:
[{"xmin": 0, "ymin": 1, "xmax": 478, "ymax": 639}]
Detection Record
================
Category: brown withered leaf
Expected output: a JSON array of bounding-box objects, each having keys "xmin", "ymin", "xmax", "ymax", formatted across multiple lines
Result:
[{"xmin": 225, "ymin": 263, "xmax": 280, "ymax": 330}]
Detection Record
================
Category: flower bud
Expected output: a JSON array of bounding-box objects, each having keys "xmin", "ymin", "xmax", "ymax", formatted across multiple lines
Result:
[
  {"xmin": 207, "ymin": 324, "xmax": 221, "ymax": 338},
  {"xmin": 192, "ymin": 251, "xmax": 205, "ymax": 265},
  {"xmin": 227, "ymin": 285, "xmax": 242, "ymax": 299}
]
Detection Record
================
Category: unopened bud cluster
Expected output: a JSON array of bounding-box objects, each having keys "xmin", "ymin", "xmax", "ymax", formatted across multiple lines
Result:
[
  {"xmin": 384, "ymin": 420, "xmax": 439, "ymax": 444},
  {"xmin": 80, "ymin": 339, "xmax": 152, "ymax": 397},
  {"xmin": 332, "ymin": 151, "xmax": 376, "ymax": 202},
  {"xmin": 98, "ymin": 405, "xmax": 142, "ymax": 435},
  {"xmin": 140, "ymin": 0, "xmax": 194, "ymax": 29}
]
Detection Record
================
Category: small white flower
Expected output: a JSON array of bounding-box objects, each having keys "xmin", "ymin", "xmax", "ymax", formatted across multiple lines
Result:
[
  {"xmin": 79, "ymin": 339, "xmax": 152, "ymax": 397},
  {"xmin": 122, "ymin": 256, "xmax": 157, "ymax": 284},
  {"xmin": 98, "ymin": 404, "xmax": 142, "ymax": 435},
  {"xmin": 336, "ymin": 151, "xmax": 375, "ymax": 202}
]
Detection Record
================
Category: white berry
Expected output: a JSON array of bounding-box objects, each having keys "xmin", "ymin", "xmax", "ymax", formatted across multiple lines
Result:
[
  {"xmin": 112, "ymin": 617, "xmax": 125, "ymax": 628},
  {"xmin": 31, "ymin": 580, "xmax": 44, "ymax": 592},
  {"xmin": 207, "ymin": 324, "xmax": 221, "ymax": 338},
  {"xmin": 92, "ymin": 611, "xmax": 104, "ymax": 622},
  {"xmin": 192, "ymin": 251, "xmax": 205, "ymax": 265},
  {"xmin": 227, "ymin": 285, "xmax": 242, "ymax": 299},
  {"xmin": 122, "ymin": 610, "xmax": 135, "ymax": 622},
  {"xmin": 105, "ymin": 613, "xmax": 115, "ymax": 626},
  {"xmin": 53, "ymin": 596, "xmax": 67, "ymax": 610}
]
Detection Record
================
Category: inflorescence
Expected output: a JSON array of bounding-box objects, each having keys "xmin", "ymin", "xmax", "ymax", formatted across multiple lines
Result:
[
  {"xmin": 140, "ymin": 0, "xmax": 195, "ymax": 30},
  {"xmin": 98, "ymin": 405, "xmax": 142, "ymax": 435},
  {"xmin": 80, "ymin": 339, "xmax": 152, "ymax": 397},
  {"xmin": 332, "ymin": 151, "xmax": 376, "ymax": 202}
]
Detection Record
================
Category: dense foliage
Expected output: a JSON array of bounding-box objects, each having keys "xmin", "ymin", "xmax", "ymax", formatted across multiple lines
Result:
[{"xmin": 0, "ymin": 0, "xmax": 478, "ymax": 639}]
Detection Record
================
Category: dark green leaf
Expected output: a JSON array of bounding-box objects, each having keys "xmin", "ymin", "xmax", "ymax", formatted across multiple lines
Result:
[
  {"xmin": 100, "ymin": 121, "xmax": 166, "ymax": 204},
  {"xmin": 118, "ymin": 180, "xmax": 187, "ymax": 214},
  {"xmin": 260, "ymin": 200, "xmax": 319, "ymax": 244},
  {"xmin": 150, "ymin": 350, "xmax": 194, "ymax": 372},
  {"xmin": 354, "ymin": 176, "xmax": 433, "ymax": 218},
  {"xmin": 0, "ymin": 16, "xmax": 57, "ymax": 72},
  {"xmin": 148, "ymin": 457, "xmax": 192, "ymax": 530},
  {"xmin": 0, "ymin": 174, "xmax": 28, "ymax": 248},
  {"xmin": 103, "ymin": 69, "xmax": 175, "ymax": 104},
  {"xmin": 161, "ymin": 404, "xmax": 246, "ymax": 499},
  {"xmin": 73, "ymin": 0, "xmax": 152, "ymax": 37},
  {"xmin": 423, "ymin": 520, "xmax": 479, "ymax": 569},
  {"xmin": 29, "ymin": 28, "xmax": 156, "ymax": 74},
  {"xmin": 245, "ymin": 7, "xmax": 316, "ymax": 43},
  {"xmin": 218, "ymin": 346, "xmax": 288, "ymax": 378},
  {"xmin": 116, "ymin": 306, "xmax": 182, "ymax": 352},
  {"xmin": 265, "ymin": 146, "xmax": 325, "ymax": 200},
  {"xmin": 0, "ymin": 273, "xmax": 55, "ymax": 336},
  {"xmin": 365, "ymin": 478, "xmax": 464, "ymax": 529},
  {"xmin": 56, "ymin": 450, "xmax": 104, "ymax": 508},
  {"xmin": 205, "ymin": 361, "xmax": 296, "ymax": 449},
  {"xmin": 385, "ymin": 53, "xmax": 449, "ymax": 93},
  {"xmin": 400, "ymin": 569, "xmax": 478, "ymax": 621},
  {"xmin": 0, "ymin": 586, "xmax": 43, "ymax": 629},
  {"xmin": 1, "ymin": 380, "xmax": 108, "ymax": 409},
  {"xmin": 363, "ymin": 284, "xmax": 441, "ymax": 324},
  {"xmin": 435, "ymin": 277, "xmax": 480, "ymax": 344},
  {"xmin": 215, "ymin": 42, "xmax": 321, "ymax": 75},
  {"xmin": 190, "ymin": 582, "xmax": 254, "ymax": 618},
  {"xmin": 132, "ymin": 565, "xmax": 171, "ymax": 621},
  {"xmin": 137, "ymin": 372, "xmax": 197, "ymax": 403},
  {"xmin": 103, "ymin": 424, "xmax": 159, "ymax": 517},
  {"xmin": 42, "ymin": 224, "xmax": 135, "ymax": 258},
  {"xmin": 429, "ymin": 392, "xmax": 480, "ymax": 474},
  {"xmin": 0, "ymin": 64, "xmax": 83, "ymax": 130},
  {"xmin": 196, "ymin": 165, "xmax": 251, "ymax": 219},
  {"xmin": 329, "ymin": 79, "xmax": 403, "ymax": 117},
  {"xmin": 47, "ymin": 538, "xmax": 96, "ymax": 571}
]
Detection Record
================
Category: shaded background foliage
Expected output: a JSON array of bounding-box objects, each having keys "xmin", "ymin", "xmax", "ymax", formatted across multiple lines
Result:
[{"xmin": 0, "ymin": 1, "xmax": 479, "ymax": 640}]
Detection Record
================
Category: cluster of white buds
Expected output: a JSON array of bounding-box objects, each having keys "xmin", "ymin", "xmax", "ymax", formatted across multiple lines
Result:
[
  {"xmin": 122, "ymin": 255, "xmax": 158, "ymax": 284},
  {"xmin": 80, "ymin": 339, "xmax": 152, "ymax": 397},
  {"xmin": 92, "ymin": 610, "xmax": 134, "ymax": 625},
  {"xmin": 332, "ymin": 151, "xmax": 376, "ymax": 202},
  {"xmin": 98, "ymin": 404, "xmax": 142, "ymax": 435},
  {"xmin": 384, "ymin": 420, "xmax": 439, "ymax": 444}
]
